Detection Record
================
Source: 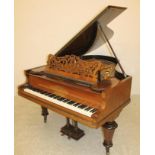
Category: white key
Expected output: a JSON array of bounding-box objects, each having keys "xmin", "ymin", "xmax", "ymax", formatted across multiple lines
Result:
[{"xmin": 24, "ymin": 87, "xmax": 97, "ymax": 117}]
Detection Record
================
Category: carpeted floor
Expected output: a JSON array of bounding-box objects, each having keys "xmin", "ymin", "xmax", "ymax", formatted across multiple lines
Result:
[{"xmin": 15, "ymin": 95, "xmax": 140, "ymax": 155}]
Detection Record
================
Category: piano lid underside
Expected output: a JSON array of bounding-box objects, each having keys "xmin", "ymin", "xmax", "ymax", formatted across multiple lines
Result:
[
  {"xmin": 55, "ymin": 6, "xmax": 126, "ymax": 57},
  {"xmin": 56, "ymin": 22, "xmax": 98, "ymax": 57}
]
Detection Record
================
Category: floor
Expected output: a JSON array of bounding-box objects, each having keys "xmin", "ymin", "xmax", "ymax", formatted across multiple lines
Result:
[{"xmin": 15, "ymin": 95, "xmax": 140, "ymax": 155}]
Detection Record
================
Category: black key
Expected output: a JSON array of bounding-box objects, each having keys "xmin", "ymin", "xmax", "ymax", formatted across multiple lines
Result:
[
  {"xmin": 74, "ymin": 103, "xmax": 81, "ymax": 107},
  {"xmin": 29, "ymin": 86, "xmax": 33, "ymax": 89},
  {"xmin": 62, "ymin": 99, "xmax": 67, "ymax": 102},
  {"xmin": 32, "ymin": 87, "xmax": 38, "ymax": 91},
  {"xmin": 78, "ymin": 105, "xmax": 87, "ymax": 109},
  {"xmin": 28, "ymin": 86, "xmax": 33, "ymax": 89},
  {"xmin": 66, "ymin": 100, "xmax": 72, "ymax": 104},
  {"xmin": 32, "ymin": 88, "xmax": 40, "ymax": 92},
  {"xmin": 47, "ymin": 93, "xmax": 52, "ymax": 97},
  {"xmin": 85, "ymin": 107, "xmax": 92, "ymax": 111},
  {"xmin": 90, "ymin": 109, "xmax": 97, "ymax": 113},
  {"xmin": 42, "ymin": 92, "xmax": 48, "ymax": 95},
  {"xmin": 44, "ymin": 92, "xmax": 50, "ymax": 95},
  {"xmin": 54, "ymin": 96, "xmax": 61, "ymax": 99},
  {"xmin": 88, "ymin": 108, "xmax": 94, "ymax": 112},
  {"xmin": 58, "ymin": 97, "xmax": 65, "ymax": 101},
  {"xmin": 52, "ymin": 95, "xmax": 58, "ymax": 99},
  {"xmin": 77, "ymin": 104, "xmax": 83, "ymax": 108},
  {"xmin": 48, "ymin": 94, "xmax": 55, "ymax": 97},
  {"xmin": 34, "ymin": 88, "xmax": 39, "ymax": 91},
  {"xmin": 67, "ymin": 101, "xmax": 75, "ymax": 105},
  {"xmin": 63, "ymin": 99, "xmax": 70, "ymax": 102},
  {"xmin": 72, "ymin": 103, "xmax": 78, "ymax": 106},
  {"xmin": 57, "ymin": 96, "xmax": 64, "ymax": 100},
  {"xmin": 73, "ymin": 103, "xmax": 80, "ymax": 106},
  {"xmin": 37, "ymin": 90, "xmax": 43, "ymax": 93},
  {"xmin": 40, "ymin": 91, "xmax": 47, "ymax": 94},
  {"xmin": 89, "ymin": 108, "xmax": 95, "ymax": 112},
  {"xmin": 30, "ymin": 87, "xmax": 36, "ymax": 91},
  {"xmin": 52, "ymin": 95, "xmax": 57, "ymax": 98},
  {"xmin": 33, "ymin": 89, "xmax": 40, "ymax": 92}
]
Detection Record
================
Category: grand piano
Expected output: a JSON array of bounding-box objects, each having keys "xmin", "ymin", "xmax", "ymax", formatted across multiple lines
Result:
[{"xmin": 18, "ymin": 5, "xmax": 132, "ymax": 155}]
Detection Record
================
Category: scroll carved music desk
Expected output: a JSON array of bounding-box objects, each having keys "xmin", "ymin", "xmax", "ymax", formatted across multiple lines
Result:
[{"xmin": 18, "ymin": 5, "xmax": 132, "ymax": 155}]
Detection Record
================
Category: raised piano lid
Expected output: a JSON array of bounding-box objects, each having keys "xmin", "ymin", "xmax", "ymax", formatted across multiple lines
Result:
[{"xmin": 55, "ymin": 5, "xmax": 127, "ymax": 57}]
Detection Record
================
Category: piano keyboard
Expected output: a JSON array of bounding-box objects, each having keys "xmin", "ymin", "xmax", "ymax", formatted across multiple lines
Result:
[{"xmin": 23, "ymin": 86, "xmax": 97, "ymax": 117}]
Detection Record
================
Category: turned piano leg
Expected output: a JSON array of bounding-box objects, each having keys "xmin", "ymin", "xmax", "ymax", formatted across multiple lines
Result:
[
  {"xmin": 102, "ymin": 121, "xmax": 118, "ymax": 155},
  {"xmin": 41, "ymin": 106, "xmax": 49, "ymax": 123}
]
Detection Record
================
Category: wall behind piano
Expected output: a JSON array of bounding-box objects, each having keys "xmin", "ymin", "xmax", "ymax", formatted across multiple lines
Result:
[{"xmin": 15, "ymin": 0, "xmax": 139, "ymax": 95}]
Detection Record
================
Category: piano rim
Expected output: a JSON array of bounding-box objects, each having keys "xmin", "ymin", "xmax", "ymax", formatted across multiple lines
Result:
[{"xmin": 18, "ymin": 84, "xmax": 130, "ymax": 129}]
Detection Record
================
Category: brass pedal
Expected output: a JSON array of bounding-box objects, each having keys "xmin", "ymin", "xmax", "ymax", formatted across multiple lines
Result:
[{"xmin": 60, "ymin": 118, "xmax": 85, "ymax": 140}]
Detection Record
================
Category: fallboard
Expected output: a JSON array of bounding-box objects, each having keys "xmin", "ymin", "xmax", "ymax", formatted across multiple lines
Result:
[{"xmin": 27, "ymin": 74, "xmax": 105, "ymax": 109}]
